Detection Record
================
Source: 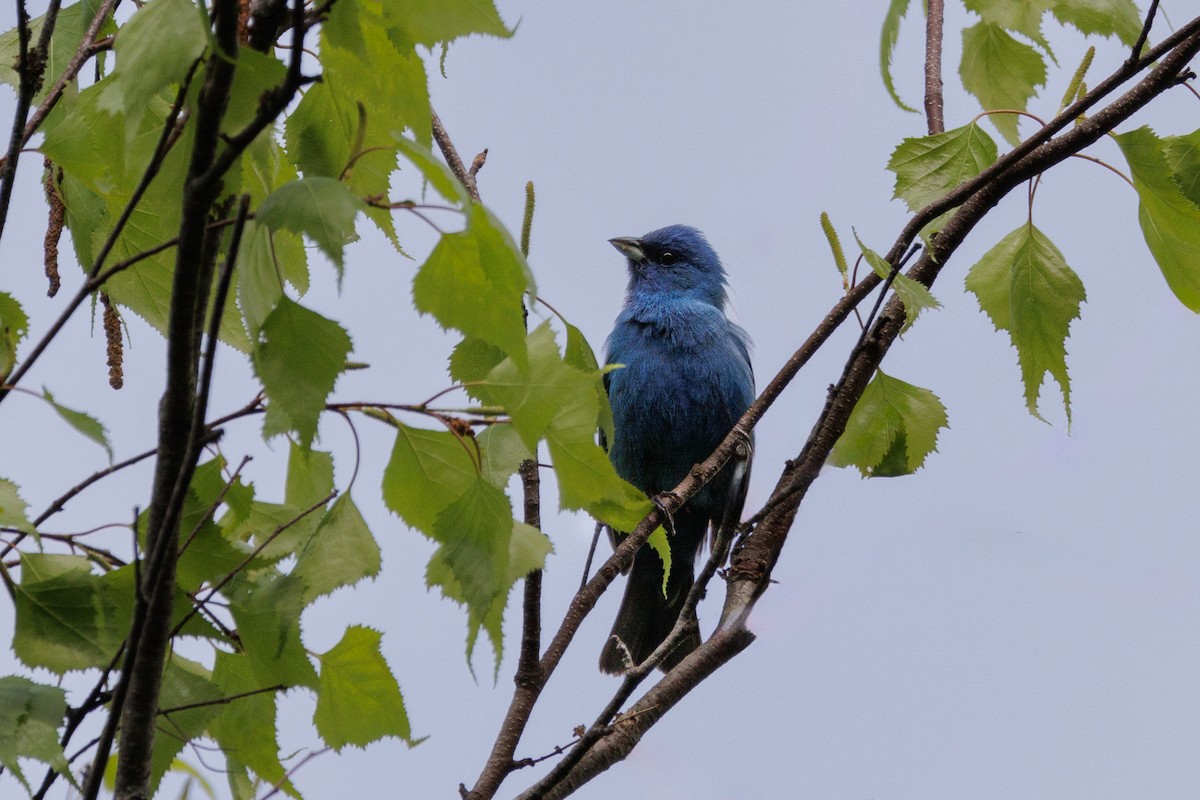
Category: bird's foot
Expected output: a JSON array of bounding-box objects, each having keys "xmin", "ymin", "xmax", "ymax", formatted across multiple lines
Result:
[{"xmin": 650, "ymin": 492, "xmax": 680, "ymax": 538}]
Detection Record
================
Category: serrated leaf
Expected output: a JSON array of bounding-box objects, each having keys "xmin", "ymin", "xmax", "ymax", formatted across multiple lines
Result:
[
  {"xmin": 208, "ymin": 651, "xmax": 295, "ymax": 796},
  {"xmin": 476, "ymin": 425, "xmax": 533, "ymax": 488},
  {"xmin": 564, "ymin": 319, "xmax": 614, "ymax": 444},
  {"xmin": 1164, "ymin": 129, "xmax": 1200, "ymax": 210},
  {"xmin": 175, "ymin": 459, "xmax": 257, "ymax": 591},
  {"xmin": 284, "ymin": 77, "xmax": 400, "ymax": 247},
  {"xmin": 1114, "ymin": 127, "xmax": 1200, "ymax": 313},
  {"xmin": 829, "ymin": 369, "xmax": 949, "ymax": 477},
  {"xmin": 1051, "ymin": 0, "xmax": 1142, "ymax": 46},
  {"xmin": 412, "ymin": 204, "xmax": 534, "ymax": 367},
  {"xmin": 293, "ymin": 494, "xmax": 381, "ymax": 603},
  {"xmin": 964, "ymin": 0, "xmax": 1056, "ymax": 57},
  {"xmin": 152, "ymin": 656, "xmax": 223, "ymax": 795},
  {"xmin": 431, "ymin": 478, "xmax": 512, "ymax": 621},
  {"xmin": 960, "ymin": 21, "xmax": 1048, "ymax": 144},
  {"xmin": 41, "ymin": 387, "xmax": 112, "ymax": 460},
  {"xmin": 252, "ymin": 298, "xmax": 352, "ymax": 446},
  {"xmin": 0, "ymin": 676, "xmax": 71, "ymax": 791},
  {"xmin": 322, "ymin": 0, "xmax": 432, "ymax": 148},
  {"xmin": 382, "ymin": 423, "xmax": 478, "ymax": 533},
  {"xmin": 96, "ymin": 0, "xmax": 208, "ymax": 121},
  {"xmin": 0, "ymin": 291, "xmax": 28, "ymax": 376},
  {"xmin": 257, "ymin": 176, "xmax": 364, "ymax": 272},
  {"xmin": 314, "ymin": 626, "xmax": 412, "ymax": 749},
  {"xmin": 384, "ymin": 0, "xmax": 512, "ymax": 47},
  {"xmin": 879, "ymin": 0, "xmax": 918, "ymax": 113},
  {"xmin": 228, "ymin": 573, "xmax": 318, "ymax": 689},
  {"xmin": 646, "ymin": 526, "xmax": 672, "ymax": 596},
  {"xmin": 424, "ymin": 477, "xmax": 513, "ymax": 669},
  {"xmin": 887, "ymin": 122, "xmax": 999, "ymax": 212},
  {"xmin": 0, "ymin": 478, "xmax": 33, "ymax": 535},
  {"xmin": 0, "ymin": 3, "xmax": 110, "ymax": 103},
  {"xmin": 426, "ymin": 517, "xmax": 550, "ymax": 668},
  {"xmin": 13, "ymin": 553, "xmax": 123, "ymax": 672},
  {"xmin": 966, "ymin": 222, "xmax": 1086, "ymax": 420},
  {"xmin": 482, "ymin": 323, "xmax": 586, "ymax": 449},
  {"xmin": 855, "ymin": 231, "xmax": 941, "ymax": 332},
  {"xmin": 477, "ymin": 323, "xmax": 649, "ymax": 530},
  {"xmin": 448, "ymin": 336, "xmax": 506, "ymax": 389}
]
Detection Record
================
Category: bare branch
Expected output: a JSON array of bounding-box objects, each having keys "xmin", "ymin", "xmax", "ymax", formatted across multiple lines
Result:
[{"xmin": 924, "ymin": 0, "xmax": 945, "ymax": 134}]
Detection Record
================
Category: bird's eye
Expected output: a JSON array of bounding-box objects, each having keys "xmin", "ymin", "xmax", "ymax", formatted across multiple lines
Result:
[{"xmin": 659, "ymin": 251, "xmax": 676, "ymax": 266}]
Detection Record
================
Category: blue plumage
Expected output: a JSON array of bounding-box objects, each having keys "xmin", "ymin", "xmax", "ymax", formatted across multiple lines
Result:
[{"xmin": 599, "ymin": 225, "xmax": 754, "ymax": 674}]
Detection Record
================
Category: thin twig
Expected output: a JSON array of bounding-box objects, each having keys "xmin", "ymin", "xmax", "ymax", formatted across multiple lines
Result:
[
  {"xmin": 431, "ymin": 110, "xmax": 481, "ymax": 202},
  {"xmin": 924, "ymin": 0, "xmax": 945, "ymax": 135}
]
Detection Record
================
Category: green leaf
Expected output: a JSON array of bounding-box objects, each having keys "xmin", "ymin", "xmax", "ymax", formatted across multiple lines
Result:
[
  {"xmin": 41, "ymin": 387, "xmax": 112, "ymax": 460},
  {"xmin": 314, "ymin": 626, "xmax": 412, "ymax": 749},
  {"xmin": 228, "ymin": 573, "xmax": 318, "ymax": 689},
  {"xmin": 412, "ymin": 204, "xmax": 534, "ymax": 368},
  {"xmin": 878, "ymin": 0, "xmax": 918, "ymax": 113},
  {"xmin": 426, "ymin": 517, "xmax": 550, "ymax": 668},
  {"xmin": 0, "ymin": 478, "xmax": 34, "ymax": 535},
  {"xmin": 175, "ymin": 459, "xmax": 257, "ymax": 591},
  {"xmin": 965, "ymin": 222, "xmax": 1086, "ymax": 421},
  {"xmin": 1114, "ymin": 127, "xmax": 1200, "ymax": 313},
  {"xmin": 0, "ymin": 291, "xmax": 28, "ymax": 376},
  {"xmin": 293, "ymin": 494, "xmax": 381, "ymax": 603},
  {"xmin": 384, "ymin": 0, "xmax": 512, "ymax": 47},
  {"xmin": 152, "ymin": 656, "xmax": 224, "ymax": 795},
  {"xmin": 829, "ymin": 369, "xmax": 949, "ymax": 477},
  {"xmin": 13, "ymin": 553, "xmax": 123, "ymax": 672},
  {"xmin": 252, "ymin": 298, "xmax": 352, "ymax": 446},
  {"xmin": 1051, "ymin": 0, "xmax": 1142, "ymax": 46},
  {"xmin": 963, "ymin": 0, "xmax": 1055, "ymax": 57},
  {"xmin": 448, "ymin": 336, "xmax": 506, "ymax": 384},
  {"xmin": 960, "ymin": 21, "xmax": 1047, "ymax": 145},
  {"xmin": 208, "ymin": 651, "xmax": 294, "ymax": 796},
  {"xmin": 855, "ymin": 231, "xmax": 941, "ymax": 332},
  {"xmin": 430, "ymin": 478, "xmax": 513, "ymax": 623},
  {"xmin": 646, "ymin": 526, "xmax": 672, "ymax": 596},
  {"xmin": 0, "ymin": 676, "xmax": 71, "ymax": 792},
  {"xmin": 322, "ymin": 0, "xmax": 433, "ymax": 148},
  {"xmin": 382, "ymin": 423, "xmax": 478, "ymax": 533},
  {"xmin": 476, "ymin": 323, "xmax": 650, "ymax": 530},
  {"xmin": 257, "ymin": 176, "xmax": 364, "ymax": 272},
  {"xmin": 285, "ymin": 441, "xmax": 335, "ymax": 507},
  {"xmin": 0, "ymin": 2, "xmax": 116, "ymax": 103},
  {"xmin": 393, "ymin": 134, "xmax": 468, "ymax": 204},
  {"xmin": 482, "ymin": 323, "xmax": 585, "ymax": 449},
  {"xmin": 476, "ymin": 425, "xmax": 533, "ymax": 488},
  {"xmin": 564, "ymin": 319, "xmax": 613, "ymax": 444},
  {"xmin": 96, "ymin": 0, "xmax": 208, "ymax": 121},
  {"xmin": 284, "ymin": 77, "xmax": 400, "ymax": 247},
  {"xmin": 887, "ymin": 122, "xmax": 999, "ymax": 212},
  {"xmin": 222, "ymin": 49, "xmax": 288, "ymax": 135},
  {"xmin": 1164, "ymin": 129, "xmax": 1200, "ymax": 210}
]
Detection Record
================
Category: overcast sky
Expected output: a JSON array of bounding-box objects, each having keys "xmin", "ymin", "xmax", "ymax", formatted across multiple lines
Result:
[{"xmin": 2, "ymin": 1, "xmax": 1199, "ymax": 799}]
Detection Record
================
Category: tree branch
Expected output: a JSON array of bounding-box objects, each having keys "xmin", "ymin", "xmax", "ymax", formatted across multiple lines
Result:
[
  {"xmin": 521, "ymin": 18, "xmax": 1200, "ymax": 797},
  {"xmin": 924, "ymin": 0, "xmax": 945, "ymax": 135}
]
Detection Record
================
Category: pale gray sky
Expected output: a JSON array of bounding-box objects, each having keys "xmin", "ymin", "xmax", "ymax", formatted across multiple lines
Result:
[{"xmin": 2, "ymin": 1, "xmax": 1199, "ymax": 798}]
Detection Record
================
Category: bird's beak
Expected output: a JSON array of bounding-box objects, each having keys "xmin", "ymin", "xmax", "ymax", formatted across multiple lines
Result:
[{"xmin": 608, "ymin": 236, "xmax": 646, "ymax": 263}]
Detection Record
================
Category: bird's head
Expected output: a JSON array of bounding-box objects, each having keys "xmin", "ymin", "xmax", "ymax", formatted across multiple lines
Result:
[{"xmin": 609, "ymin": 225, "xmax": 728, "ymax": 308}]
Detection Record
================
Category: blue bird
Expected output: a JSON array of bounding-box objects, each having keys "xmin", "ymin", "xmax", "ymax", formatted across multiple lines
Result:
[{"xmin": 599, "ymin": 225, "xmax": 754, "ymax": 674}]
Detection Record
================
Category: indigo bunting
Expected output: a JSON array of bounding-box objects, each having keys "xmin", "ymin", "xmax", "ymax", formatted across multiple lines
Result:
[{"xmin": 599, "ymin": 225, "xmax": 754, "ymax": 674}]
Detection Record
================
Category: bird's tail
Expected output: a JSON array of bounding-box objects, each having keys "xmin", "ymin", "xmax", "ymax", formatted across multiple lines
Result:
[{"xmin": 598, "ymin": 541, "xmax": 700, "ymax": 675}]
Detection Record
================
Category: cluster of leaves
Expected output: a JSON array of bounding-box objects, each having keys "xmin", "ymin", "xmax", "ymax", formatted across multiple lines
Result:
[
  {"xmin": 0, "ymin": 0, "xmax": 650, "ymax": 795},
  {"xmin": 828, "ymin": 0, "xmax": 1200, "ymax": 478},
  {"xmin": 882, "ymin": 0, "xmax": 1144, "ymax": 143}
]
